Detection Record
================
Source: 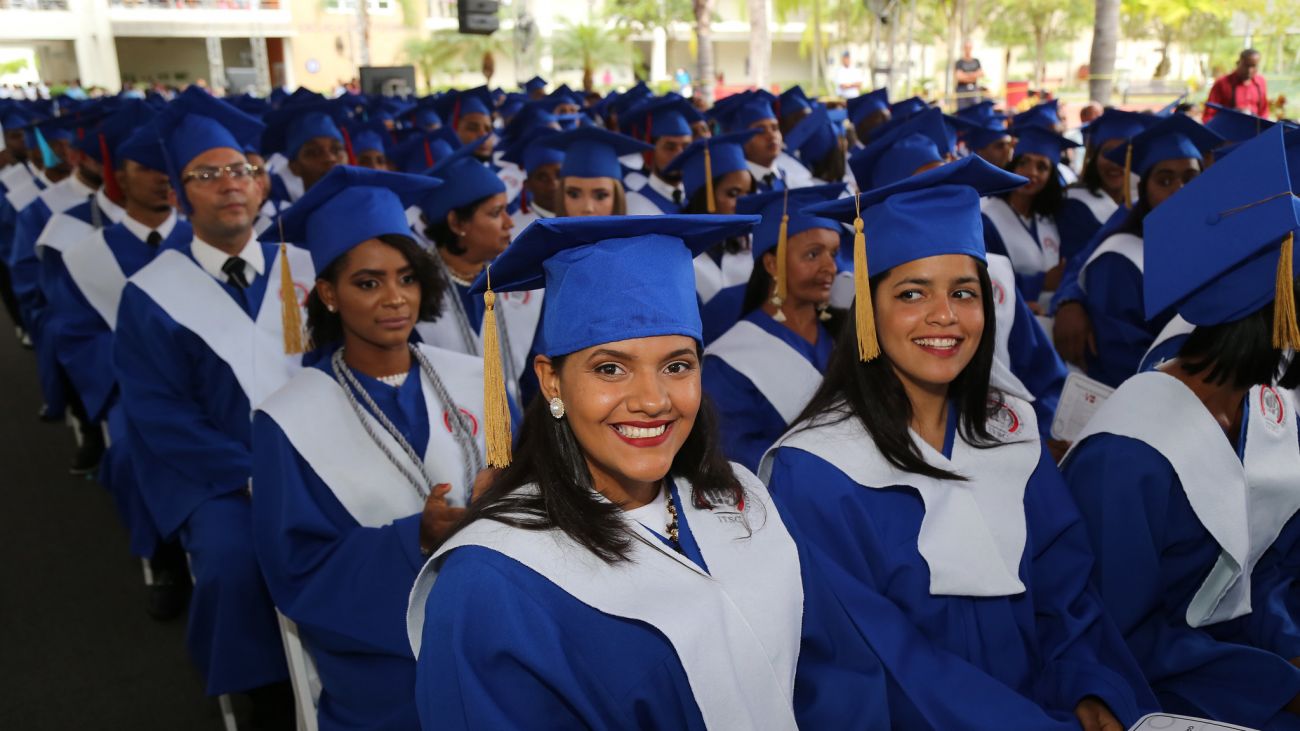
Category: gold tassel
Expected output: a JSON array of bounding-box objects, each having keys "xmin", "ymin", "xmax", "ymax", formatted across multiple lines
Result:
[
  {"xmin": 852, "ymin": 195, "xmax": 880, "ymax": 361},
  {"xmin": 771, "ymin": 188, "xmax": 789, "ymax": 323},
  {"xmin": 1122, "ymin": 143, "xmax": 1133, "ymax": 210},
  {"xmin": 278, "ymin": 234, "xmax": 305, "ymax": 355},
  {"xmin": 481, "ymin": 267, "xmax": 513, "ymax": 467},
  {"xmin": 1273, "ymin": 231, "xmax": 1300, "ymax": 350},
  {"xmin": 704, "ymin": 143, "xmax": 716, "ymax": 213}
]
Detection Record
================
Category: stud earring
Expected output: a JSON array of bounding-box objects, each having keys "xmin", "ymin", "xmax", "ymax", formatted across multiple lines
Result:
[
  {"xmin": 548, "ymin": 397, "xmax": 565, "ymax": 420},
  {"xmin": 326, "ymin": 303, "xmax": 337, "ymax": 313},
  {"xmin": 817, "ymin": 303, "xmax": 832, "ymax": 321}
]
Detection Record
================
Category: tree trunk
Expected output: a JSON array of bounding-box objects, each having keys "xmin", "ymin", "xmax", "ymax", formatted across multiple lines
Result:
[
  {"xmin": 810, "ymin": 0, "xmax": 823, "ymax": 94},
  {"xmin": 694, "ymin": 0, "xmax": 716, "ymax": 102},
  {"xmin": 1089, "ymin": 0, "xmax": 1120, "ymax": 105},
  {"xmin": 748, "ymin": 0, "xmax": 770, "ymax": 90},
  {"xmin": 583, "ymin": 61, "xmax": 594, "ymax": 93},
  {"xmin": 943, "ymin": 0, "xmax": 959, "ymax": 107},
  {"xmin": 1035, "ymin": 29, "xmax": 1046, "ymax": 87},
  {"xmin": 358, "ymin": 0, "xmax": 371, "ymax": 68},
  {"xmin": 482, "ymin": 51, "xmax": 495, "ymax": 85}
]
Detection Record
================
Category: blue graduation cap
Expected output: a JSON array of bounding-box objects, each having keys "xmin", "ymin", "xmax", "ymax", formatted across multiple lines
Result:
[
  {"xmin": 1009, "ymin": 124, "xmax": 1080, "ymax": 166},
  {"xmin": 432, "ymin": 87, "xmax": 494, "ymax": 128},
  {"xmin": 500, "ymin": 101, "xmax": 559, "ymax": 145},
  {"xmin": 418, "ymin": 135, "xmax": 504, "ymax": 225},
  {"xmin": 847, "ymin": 88, "xmax": 890, "ymax": 127},
  {"xmin": 737, "ymin": 183, "xmax": 846, "ymax": 319},
  {"xmin": 261, "ymin": 98, "xmax": 347, "ymax": 160},
  {"xmin": 538, "ymin": 127, "xmax": 651, "ymax": 179},
  {"xmin": 619, "ymin": 95, "xmax": 699, "ymax": 140},
  {"xmin": 497, "ymin": 93, "xmax": 528, "ymax": 122},
  {"xmin": 1144, "ymin": 125, "xmax": 1300, "ymax": 349},
  {"xmin": 523, "ymin": 76, "xmax": 547, "ymax": 94},
  {"xmin": 410, "ymin": 98, "xmax": 443, "ymax": 130},
  {"xmin": 849, "ymin": 107, "xmax": 951, "ymax": 191},
  {"xmin": 1082, "ymin": 108, "xmax": 1153, "ymax": 148},
  {"xmin": 778, "ymin": 86, "xmax": 813, "ymax": 118},
  {"xmin": 467, "ymin": 213, "xmax": 760, "ymax": 466},
  {"xmin": 716, "ymin": 91, "xmax": 778, "ymax": 132},
  {"xmin": 347, "ymin": 120, "xmax": 391, "ymax": 157},
  {"xmin": 662, "ymin": 129, "xmax": 760, "ymax": 211},
  {"xmin": 1155, "ymin": 93, "xmax": 1188, "ymax": 117},
  {"xmin": 803, "ymin": 156, "xmax": 1027, "ymax": 360},
  {"xmin": 784, "ymin": 105, "xmax": 845, "ymax": 165},
  {"xmin": 945, "ymin": 113, "xmax": 1012, "ymax": 153},
  {"xmin": 0, "ymin": 103, "xmax": 32, "ymax": 134},
  {"xmin": 607, "ymin": 84, "xmax": 653, "ymax": 122},
  {"xmin": 1103, "ymin": 113, "xmax": 1223, "ymax": 179},
  {"xmin": 389, "ymin": 129, "xmax": 458, "ymax": 174},
  {"xmin": 889, "ymin": 96, "xmax": 930, "ymax": 121},
  {"xmin": 279, "ymin": 165, "xmax": 441, "ymax": 274},
  {"xmin": 153, "ymin": 86, "xmax": 265, "ymax": 213},
  {"xmin": 954, "ymin": 100, "xmax": 1004, "ymax": 126},
  {"xmin": 540, "ymin": 88, "xmax": 583, "ymax": 113},
  {"xmin": 116, "ymin": 121, "xmax": 168, "ymax": 172},
  {"xmin": 1011, "ymin": 99, "xmax": 1060, "ymax": 130},
  {"xmin": 1204, "ymin": 102, "xmax": 1279, "ymax": 144},
  {"xmin": 500, "ymin": 126, "xmax": 563, "ymax": 174},
  {"xmin": 229, "ymin": 94, "xmax": 270, "ymax": 119}
]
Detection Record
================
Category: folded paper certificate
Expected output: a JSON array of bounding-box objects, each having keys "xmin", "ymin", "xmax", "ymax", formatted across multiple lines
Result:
[
  {"xmin": 1050, "ymin": 371, "xmax": 1115, "ymax": 442},
  {"xmin": 1129, "ymin": 713, "xmax": 1258, "ymax": 731}
]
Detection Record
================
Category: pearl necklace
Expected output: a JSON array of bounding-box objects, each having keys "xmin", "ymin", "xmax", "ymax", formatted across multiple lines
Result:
[{"xmin": 377, "ymin": 372, "xmax": 409, "ymax": 388}]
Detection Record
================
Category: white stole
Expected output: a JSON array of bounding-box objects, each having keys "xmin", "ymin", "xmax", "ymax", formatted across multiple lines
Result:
[
  {"xmin": 0, "ymin": 162, "xmax": 34, "ymax": 190},
  {"xmin": 34, "ymin": 209, "xmax": 96, "ymax": 257},
  {"xmin": 694, "ymin": 249, "xmax": 753, "ymax": 305},
  {"xmin": 980, "ymin": 196, "xmax": 1060, "ymax": 277},
  {"xmin": 36, "ymin": 177, "xmax": 92, "ymax": 218},
  {"xmin": 1065, "ymin": 187, "xmax": 1119, "ymax": 227},
  {"xmin": 985, "ymin": 254, "xmax": 1035, "ymax": 402},
  {"xmin": 1141, "ymin": 315, "xmax": 1196, "ymax": 370},
  {"xmin": 5, "ymin": 178, "xmax": 40, "ymax": 211},
  {"xmin": 406, "ymin": 469, "xmax": 803, "ymax": 731},
  {"xmin": 414, "ymin": 287, "xmax": 543, "ymax": 386},
  {"xmin": 1079, "ymin": 233, "xmax": 1143, "ymax": 294},
  {"xmin": 257, "ymin": 344, "xmax": 487, "ymax": 526},
  {"xmin": 705, "ymin": 320, "xmax": 823, "ymax": 423},
  {"xmin": 1069, "ymin": 371, "xmax": 1300, "ymax": 627},
  {"xmin": 761, "ymin": 393, "xmax": 1041, "ymax": 597},
  {"xmin": 130, "ymin": 245, "xmax": 314, "ymax": 409},
  {"xmin": 62, "ymin": 229, "xmax": 128, "ymax": 329}
]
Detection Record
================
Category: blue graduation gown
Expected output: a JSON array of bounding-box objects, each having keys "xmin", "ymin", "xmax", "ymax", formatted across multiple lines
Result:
[
  {"xmin": 1056, "ymin": 195, "xmax": 1107, "ymax": 263},
  {"xmin": 11, "ymin": 195, "xmax": 68, "ymax": 414},
  {"xmin": 982, "ymin": 213, "xmax": 1052, "ymax": 302},
  {"xmin": 1007, "ymin": 282, "xmax": 1068, "ymax": 433},
  {"xmin": 702, "ymin": 310, "xmax": 832, "ymax": 472},
  {"xmin": 1049, "ymin": 206, "xmax": 1129, "ymax": 314},
  {"xmin": 252, "ymin": 348, "xmax": 429, "ymax": 731},
  {"xmin": 766, "ymin": 416, "xmax": 1158, "ymax": 730},
  {"xmin": 699, "ymin": 283, "xmax": 746, "ymax": 346},
  {"xmin": 416, "ymin": 479, "xmax": 890, "ymax": 731},
  {"xmin": 1081, "ymin": 248, "xmax": 1172, "ymax": 388},
  {"xmin": 1063, "ymin": 428, "xmax": 1300, "ymax": 730},
  {"xmin": 114, "ymin": 243, "xmax": 289, "ymax": 694}
]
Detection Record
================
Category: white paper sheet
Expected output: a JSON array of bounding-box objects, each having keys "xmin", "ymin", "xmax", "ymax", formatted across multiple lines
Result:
[{"xmin": 1050, "ymin": 371, "xmax": 1116, "ymax": 442}]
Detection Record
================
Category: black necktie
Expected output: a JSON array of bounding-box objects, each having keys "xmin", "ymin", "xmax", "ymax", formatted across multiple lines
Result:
[
  {"xmin": 671, "ymin": 188, "xmax": 683, "ymax": 206},
  {"xmin": 145, "ymin": 231, "xmax": 162, "ymax": 248},
  {"xmin": 222, "ymin": 257, "xmax": 250, "ymax": 290},
  {"xmin": 763, "ymin": 172, "xmax": 776, "ymax": 188}
]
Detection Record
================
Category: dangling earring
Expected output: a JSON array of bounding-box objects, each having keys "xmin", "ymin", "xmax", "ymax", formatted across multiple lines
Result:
[
  {"xmin": 770, "ymin": 285, "xmax": 787, "ymax": 323},
  {"xmin": 548, "ymin": 397, "xmax": 565, "ymax": 420},
  {"xmin": 817, "ymin": 303, "xmax": 832, "ymax": 321},
  {"xmin": 326, "ymin": 303, "xmax": 337, "ymax": 313}
]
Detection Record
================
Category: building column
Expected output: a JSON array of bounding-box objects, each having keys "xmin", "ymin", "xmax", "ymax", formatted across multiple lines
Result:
[
  {"xmin": 72, "ymin": 0, "xmax": 122, "ymax": 92},
  {"xmin": 250, "ymin": 35, "xmax": 271, "ymax": 95},
  {"xmin": 650, "ymin": 27, "xmax": 668, "ymax": 83},
  {"xmin": 205, "ymin": 36, "xmax": 226, "ymax": 93}
]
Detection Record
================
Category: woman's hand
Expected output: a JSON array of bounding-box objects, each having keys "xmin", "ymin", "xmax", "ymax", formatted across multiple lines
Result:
[
  {"xmin": 1074, "ymin": 696, "xmax": 1123, "ymax": 731},
  {"xmin": 1053, "ymin": 301, "xmax": 1095, "ymax": 367},
  {"xmin": 419, "ymin": 483, "xmax": 466, "ymax": 553}
]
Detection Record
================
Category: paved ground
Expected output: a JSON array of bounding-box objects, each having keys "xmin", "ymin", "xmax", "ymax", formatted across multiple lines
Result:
[{"xmin": 0, "ymin": 327, "xmax": 227, "ymax": 730}]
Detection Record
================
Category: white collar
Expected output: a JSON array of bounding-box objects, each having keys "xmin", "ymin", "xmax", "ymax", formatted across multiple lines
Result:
[
  {"xmin": 531, "ymin": 201, "xmax": 555, "ymax": 219},
  {"xmin": 747, "ymin": 160, "xmax": 781, "ymax": 181},
  {"xmin": 624, "ymin": 485, "xmax": 670, "ymax": 537},
  {"xmin": 121, "ymin": 210, "xmax": 177, "ymax": 243},
  {"xmin": 646, "ymin": 173, "xmax": 684, "ymax": 201},
  {"xmin": 94, "ymin": 189, "xmax": 125, "ymax": 224},
  {"xmin": 190, "ymin": 230, "xmax": 265, "ymax": 284},
  {"xmin": 65, "ymin": 174, "xmax": 94, "ymax": 199}
]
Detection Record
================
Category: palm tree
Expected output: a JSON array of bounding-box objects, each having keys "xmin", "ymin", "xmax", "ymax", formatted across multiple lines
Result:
[
  {"xmin": 1090, "ymin": 0, "xmax": 1120, "ymax": 104},
  {"xmin": 694, "ymin": 0, "xmax": 716, "ymax": 101},
  {"xmin": 401, "ymin": 35, "xmax": 464, "ymax": 92},
  {"xmin": 749, "ymin": 0, "xmax": 771, "ymax": 90},
  {"xmin": 550, "ymin": 20, "xmax": 634, "ymax": 92}
]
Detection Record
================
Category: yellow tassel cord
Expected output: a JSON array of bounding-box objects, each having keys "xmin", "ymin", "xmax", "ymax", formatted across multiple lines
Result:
[
  {"xmin": 771, "ymin": 188, "xmax": 790, "ymax": 323},
  {"xmin": 1122, "ymin": 144, "xmax": 1133, "ymax": 210},
  {"xmin": 278, "ymin": 239, "xmax": 305, "ymax": 355},
  {"xmin": 481, "ymin": 267, "xmax": 513, "ymax": 467},
  {"xmin": 704, "ymin": 143, "xmax": 716, "ymax": 213},
  {"xmin": 852, "ymin": 194, "xmax": 880, "ymax": 361},
  {"xmin": 1273, "ymin": 232, "xmax": 1300, "ymax": 351}
]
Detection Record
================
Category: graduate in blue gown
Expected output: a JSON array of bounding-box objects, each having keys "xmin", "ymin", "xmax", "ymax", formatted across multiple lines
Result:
[
  {"xmin": 711, "ymin": 91, "xmax": 802, "ymax": 192},
  {"xmin": 620, "ymin": 96, "xmax": 696, "ymax": 215},
  {"xmin": 783, "ymin": 104, "xmax": 850, "ymax": 186},
  {"xmin": 765, "ymin": 157, "xmax": 1158, "ymax": 731},
  {"xmin": 252, "ymin": 167, "xmax": 488, "ymax": 730},
  {"xmin": 1068, "ymin": 114, "xmax": 1223, "ymax": 387},
  {"xmin": 112, "ymin": 88, "xmax": 313, "ymax": 716},
  {"xmin": 0, "ymin": 105, "xmax": 40, "ymax": 334},
  {"xmin": 979, "ymin": 125, "xmax": 1078, "ymax": 304},
  {"xmin": 406, "ymin": 214, "xmax": 890, "ymax": 731},
  {"xmin": 703, "ymin": 184, "xmax": 843, "ymax": 472},
  {"xmin": 663, "ymin": 130, "xmax": 759, "ymax": 344},
  {"xmin": 260, "ymin": 93, "xmax": 349, "ymax": 201},
  {"xmin": 534, "ymin": 126, "xmax": 650, "ymax": 217},
  {"xmin": 1057, "ymin": 110, "xmax": 1151, "ymax": 263},
  {"xmin": 1062, "ymin": 126, "xmax": 1300, "ymax": 730}
]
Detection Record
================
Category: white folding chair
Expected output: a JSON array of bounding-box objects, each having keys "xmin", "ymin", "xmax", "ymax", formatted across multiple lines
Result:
[
  {"xmin": 186, "ymin": 552, "xmax": 239, "ymax": 731},
  {"xmin": 276, "ymin": 610, "xmax": 321, "ymax": 731}
]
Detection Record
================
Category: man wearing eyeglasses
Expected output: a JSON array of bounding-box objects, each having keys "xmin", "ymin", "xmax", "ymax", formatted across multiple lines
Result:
[{"xmin": 112, "ymin": 88, "xmax": 314, "ymax": 727}]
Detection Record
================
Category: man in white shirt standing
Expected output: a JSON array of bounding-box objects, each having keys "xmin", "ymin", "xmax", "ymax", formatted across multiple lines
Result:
[{"xmin": 834, "ymin": 52, "xmax": 862, "ymax": 100}]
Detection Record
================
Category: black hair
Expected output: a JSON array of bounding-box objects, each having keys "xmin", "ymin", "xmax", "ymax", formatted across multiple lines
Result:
[
  {"xmin": 686, "ymin": 176, "xmax": 755, "ymax": 256},
  {"xmin": 444, "ymin": 352, "xmax": 747, "ymax": 563},
  {"xmin": 1175, "ymin": 281, "xmax": 1300, "ymax": 391},
  {"xmin": 1115, "ymin": 168, "xmax": 1156, "ymax": 237},
  {"xmin": 1078, "ymin": 144, "xmax": 1106, "ymax": 196},
  {"xmin": 422, "ymin": 198, "xmax": 486, "ymax": 257},
  {"xmin": 789, "ymin": 261, "xmax": 1002, "ymax": 481},
  {"xmin": 305, "ymin": 233, "xmax": 445, "ymax": 348},
  {"xmin": 999, "ymin": 154, "xmax": 1064, "ymax": 217},
  {"xmin": 740, "ymin": 243, "xmax": 846, "ymax": 335},
  {"xmin": 810, "ymin": 143, "xmax": 846, "ymax": 186}
]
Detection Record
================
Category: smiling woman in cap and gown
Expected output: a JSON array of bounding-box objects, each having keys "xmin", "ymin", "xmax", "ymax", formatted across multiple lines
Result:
[
  {"xmin": 252, "ymin": 166, "xmax": 489, "ymax": 731},
  {"xmin": 534, "ymin": 126, "xmax": 650, "ymax": 217},
  {"xmin": 761, "ymin": 156, "xmax": 1158, "ymax": 731},
  {"xmin": 112, "ymin": 87, "xmax": 316, "ymax": 718},
  {"xmin": 1061, "ymin": 126, "xmax": 1300, "ymax": 731},
  {"xmin": 703, "ymin": 184, "xmax": 844, "ymax": 472},
  {"xmin": 406, "ymin": 213, "xmax": 890, "ymax": 731}
]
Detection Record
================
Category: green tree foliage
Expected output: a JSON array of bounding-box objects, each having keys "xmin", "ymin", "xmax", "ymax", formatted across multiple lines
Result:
[
  {"xmin": 550, "ymin": 20, "xmax": 636, "ymax": 91},
  {"xmin": 1121, "ymin": 0, "xmax": 1235, "ymax": 78},
  {"xmin": 400, "ymin": 30, "xmax": 511, "ymax": 90},
  {"xmin": 983, "ymin": 0, "xmax": 1092, "ymax": 85}
]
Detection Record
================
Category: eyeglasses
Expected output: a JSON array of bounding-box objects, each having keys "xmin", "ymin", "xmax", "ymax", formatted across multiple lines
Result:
[{"xmin": 182, "ymin": 164, "xmax": 261, "ymax": 185}]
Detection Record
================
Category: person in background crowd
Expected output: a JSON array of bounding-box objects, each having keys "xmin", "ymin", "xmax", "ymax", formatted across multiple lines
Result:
[
  {"xmin": 834, "ymin": 52, "xmax": 862, "ymax": 100},
  {"xmin": 954, "ymin": 41, "xmax": 984, "ymax": 111},
  {"xmin": 1204, "ymin": 49, "xmax": 1269, "ymax": 121}
]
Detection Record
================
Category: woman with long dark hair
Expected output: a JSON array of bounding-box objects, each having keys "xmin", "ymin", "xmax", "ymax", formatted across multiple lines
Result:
[
  {"xmin": 1073, "ymin": 114, "xmax": 1222, "ymax": 387},
  {"xmin": 763, "ymin": 157, "xmax": 1157, "ymax": 730},
  {"xmin": 406, "ymin": 215, "xmax": 889, "ymax": 731},
  {"xmin": 1057, "ymin": 109, "xmax": 1151, "ymax": 262},
  {"xmin": 251, "ymin": 167, "xmax": 489, "ymax": 730},
  {"xmin": 703, "ymin": 184, "xmax": 845, "ymax": 472},
  {"xmin": 980, "ymin": 125, "xmax": 1078, "ymax": 304},
  {"xmin": 1062, "ymin": 129, "xmax": 1300, "ymax": 729}
]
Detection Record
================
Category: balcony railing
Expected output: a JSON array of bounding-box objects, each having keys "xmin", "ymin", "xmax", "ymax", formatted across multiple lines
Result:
[
  {"xmin": 0, "ymin": 1, "xmax": 70, "ymax": 9},
  {"xmin": 108, "ymin": 0, "xmax": 281, "ymax": 8}
]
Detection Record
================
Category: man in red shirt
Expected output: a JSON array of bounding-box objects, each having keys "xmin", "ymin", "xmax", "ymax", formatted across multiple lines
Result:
[{"xmin": 1203, "ymin": 49, "xmax": 1268, "ymax": 121}]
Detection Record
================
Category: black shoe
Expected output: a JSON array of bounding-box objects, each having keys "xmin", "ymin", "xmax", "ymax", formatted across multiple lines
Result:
[
  {"xmin": 37, "ymin": 404, "xmax": 62, "ymax": 423},
  {"xmin": 69, "ymin": 422, "xmax": 105, "ymax": 476},
  {"xmin": 146, "ymin": 567, "xmax": 192, "ymax": 621},
  {"xmin": 247, "ymin": 680, "xmax": 296, "ymax": 731}
]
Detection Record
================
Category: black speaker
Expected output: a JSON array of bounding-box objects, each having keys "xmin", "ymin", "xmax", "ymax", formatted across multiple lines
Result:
[{"xmin": 458, "ymin": 0, "xmax": 499, "ymax": 34}]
